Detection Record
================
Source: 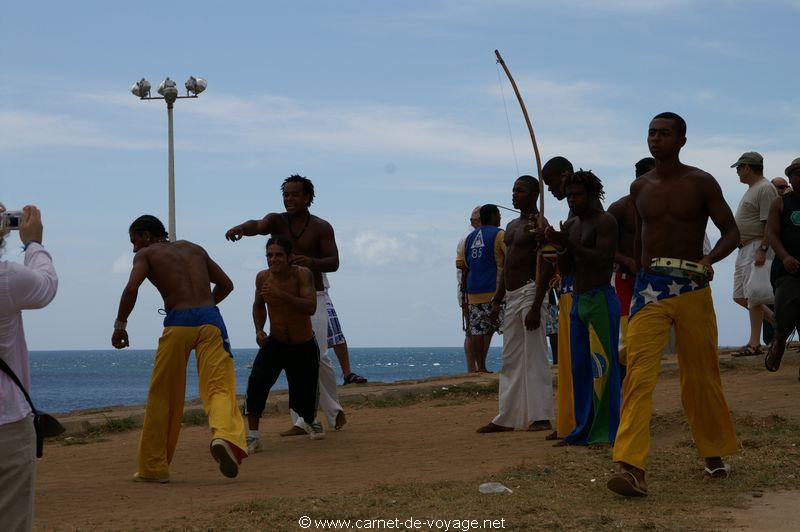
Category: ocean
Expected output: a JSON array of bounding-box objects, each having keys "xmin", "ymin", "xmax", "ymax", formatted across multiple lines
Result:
[{"xmin": 29, "ymin": 346, "xmax": 511, "ymax": 413}]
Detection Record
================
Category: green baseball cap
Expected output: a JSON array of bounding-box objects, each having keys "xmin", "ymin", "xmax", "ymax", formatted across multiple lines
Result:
[
  {"xmin": 730, "ymin": 151, "xmax": 764, "ymax": 168},
  {"xmin": 786, "ymin": 157, "xmax": 800, "ymax": 178}
]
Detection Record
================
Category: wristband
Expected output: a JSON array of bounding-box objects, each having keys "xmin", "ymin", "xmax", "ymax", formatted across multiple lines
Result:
[
  {"xmin": 114, "ymin": 320, "xmax": 127, "ymax": 331},
  {"xmin": 22, "ymin": 240, "xmax": 41, "ymax": 251}
]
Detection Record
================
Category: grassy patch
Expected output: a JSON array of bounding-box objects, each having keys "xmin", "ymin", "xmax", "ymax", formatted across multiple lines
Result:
[
  {"xmin": 56, "ymin": 415, "xmax": 138, "ymax": 446},
  {"xmin": 195, "ymin": 413, "xmax": 800, "ymax": 532},
  {"xmin": 358, "ymin": 382, "xmax": 498, "ymax": 409},
  {"xmin": 182, "ymin": 409, "xmax": 208, "ymax": 426}
]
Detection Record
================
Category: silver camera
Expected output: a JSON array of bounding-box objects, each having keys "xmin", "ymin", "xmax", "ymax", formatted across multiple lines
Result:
[{"xmin": 0, "ymin": 211, "xmax": 23, "ymax": 231}]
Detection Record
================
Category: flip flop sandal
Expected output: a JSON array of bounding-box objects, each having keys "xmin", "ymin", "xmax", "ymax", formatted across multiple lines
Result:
[
  {"xmin": 607, "ymin": 471, "xmax": 648, "ymax": 497},
  {"xmin": 732, "ymin": 345, "xmax": 761, "ymax": 357},
  {"xmin": 765, "ymin": 342, "xmax": 785, "ymax": 372},
  {"xmin": 704, "ymin": 464, "xmax": 731, "ymax": 479},
  {"xmin": 343, "ymin": 372, "xmax": 368, "ymax": 385}
]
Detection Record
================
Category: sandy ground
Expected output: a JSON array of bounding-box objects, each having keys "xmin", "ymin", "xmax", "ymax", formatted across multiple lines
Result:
[{"xmin": 33, "ymin": 354, "xmax": 800, "ymax": 531}]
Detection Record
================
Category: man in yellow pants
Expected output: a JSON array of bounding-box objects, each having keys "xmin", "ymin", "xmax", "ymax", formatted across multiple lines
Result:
[
  {"xmin": 608, "ymin": 113, "xmax": 740, "ymax": 497},
  {"xmin": 541, "ymin": 156, "xmax": 577, "ymax": 440},
  {"xmin": 112, "ymin": 215, "xmax": 247, "ymax": 482}
]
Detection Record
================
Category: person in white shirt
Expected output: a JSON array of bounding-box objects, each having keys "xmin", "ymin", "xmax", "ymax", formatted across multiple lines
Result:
[
  {"xmin": 731, "ymin": 152, "xmax": 778, "ymax": 356},
  {"xmin": 0, "ymin": 205, "xmax": 58, "ymax": 532}
]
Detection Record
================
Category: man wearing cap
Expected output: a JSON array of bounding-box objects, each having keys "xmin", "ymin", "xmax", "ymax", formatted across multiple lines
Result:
[
  {"xmin": 457, "ymin": 206, "xmax": 482, "ymax": 372},
  {"xmin": 771, "ymin": 177, "xmax": 792, "ymax": 196},
  {"xmin": 764, "ymin": 158, "xmax": 800, "ymax": 375},
  {"xmin": 731, "ymin": 152, "xmax": 778, "ymax": 357}
]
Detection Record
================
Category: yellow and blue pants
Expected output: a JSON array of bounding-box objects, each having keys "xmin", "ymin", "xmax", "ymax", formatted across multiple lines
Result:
[
  {"xmin": 566, "ymin": 284, "xmax": 621, "ymax": 445},
  {"xmin": 138, "ymin": 306, "xmax": 247, "ymax": 479},
  {"xmin": 613, "ymin": 273, "xmax": 739, "ymax": 470},
  {"xmin": 556, "ymin": 276, "xmax": 576, "ymax": 438}
]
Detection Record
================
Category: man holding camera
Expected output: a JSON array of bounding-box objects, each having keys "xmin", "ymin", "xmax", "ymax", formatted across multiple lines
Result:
[{"xmin": 0, "ymin": 205, "xmax": 58, "ymax": 531}]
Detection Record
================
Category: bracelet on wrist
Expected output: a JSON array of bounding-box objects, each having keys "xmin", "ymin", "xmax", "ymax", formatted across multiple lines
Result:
[{"xmin": 114, "ymin": 319, "xmax": 127, "ymax": 331}]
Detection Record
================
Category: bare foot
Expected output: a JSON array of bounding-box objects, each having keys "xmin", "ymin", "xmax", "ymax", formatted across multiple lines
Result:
[
  {"xmin": 527, "ymin": 420, "xmax": 552, "ymax": 432},
  {"xmin": 544, "ymin": 430, "xmax": 561, "ymax": 441},
  {"xmin": 279, "ymin": 426, "xmax": 307, "ymax": 437},
  {"xmin": 335, "ymin": 410, "xmax": 347, "ymax": 430},
  {"xmin": 476, "ymin": 422, "xmax": 514, "ymax": 434}
]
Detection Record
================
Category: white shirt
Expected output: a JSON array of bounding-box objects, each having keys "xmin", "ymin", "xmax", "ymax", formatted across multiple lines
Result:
[{"xmin": 0, "ymin": 243, "xmax": 58, "ymax": 425}]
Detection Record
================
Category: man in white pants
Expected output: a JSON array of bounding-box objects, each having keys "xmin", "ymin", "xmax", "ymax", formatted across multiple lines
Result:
[
  {"xmin": 0, "ymin": 205, "xmax": 58, "ymax": 531},
  {"xmin": 226, "ymin": 175, "xmax": 346, "ymax": 434},
  {"xmin": 478, "ymin": 175, "xmax": 555, "ymax": 433}
]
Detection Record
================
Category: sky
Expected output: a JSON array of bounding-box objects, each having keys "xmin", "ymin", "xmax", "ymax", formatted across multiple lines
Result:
[{"xmin": 1, "ymin": 0, "xmax": 798, "ymax": 350}]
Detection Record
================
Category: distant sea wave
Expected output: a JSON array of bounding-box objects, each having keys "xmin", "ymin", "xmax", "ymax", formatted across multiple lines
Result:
[{"xmin": 29, "ymin": 347, "xmax": 511, "ymax": 413}]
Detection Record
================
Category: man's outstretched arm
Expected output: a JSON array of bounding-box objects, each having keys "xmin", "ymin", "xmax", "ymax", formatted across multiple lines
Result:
[{"xmin": 226, "ymin": 213, "xmax": 281, "ymax": 241}]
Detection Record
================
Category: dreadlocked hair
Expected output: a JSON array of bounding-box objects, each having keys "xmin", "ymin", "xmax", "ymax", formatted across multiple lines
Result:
[
  {"xmin": 129, "ymin": 215, "xmax": 168, "ymax": 239},
  {"xmin": 563, "ymin": 169, "xmax": 605, "ymax": 200},
  {"xmin": 281, "ymin": 174, "xmax": 315, "ymax": 206}
]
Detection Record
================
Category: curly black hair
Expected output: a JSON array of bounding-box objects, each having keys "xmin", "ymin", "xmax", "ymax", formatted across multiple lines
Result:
[
  {"xmin": 281, "ymin": 174, "xmax": 315, "ymax": 206},
  {"xmin": 563, "ymin": 169, "xmax": 604, "ymax": 200},
  {"xmin": 129, "ymin": 215, "xmax": 168, "ymax": 239}
]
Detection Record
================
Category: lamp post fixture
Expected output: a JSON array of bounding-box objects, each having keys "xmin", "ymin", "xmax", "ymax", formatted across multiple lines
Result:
[{"xmin": 130, "ymin": 76, "xmax": 207, "ymax": 242}]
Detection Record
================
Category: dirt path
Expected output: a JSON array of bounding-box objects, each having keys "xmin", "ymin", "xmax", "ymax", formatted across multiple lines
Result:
[{"xmin": 34, "ymin": 355, "xmax": 800, "ymax": 531}]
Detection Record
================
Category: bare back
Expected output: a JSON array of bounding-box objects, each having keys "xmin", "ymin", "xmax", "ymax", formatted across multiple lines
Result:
[
  {"xmin": 139, "ymin": 241, "xmax": 219, "ymax": 311},
  {"xmin": 633, "ymin": 165, "xmax": 732, "ymax": 267},
  {"xmin": 258, "ymin": 265, "xmax": 315, "ymax": 344}
]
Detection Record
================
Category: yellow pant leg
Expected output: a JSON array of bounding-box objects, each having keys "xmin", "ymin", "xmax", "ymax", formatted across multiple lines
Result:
[
  {"xmin": 195, "ymin": 325, "xmax": 248, "ymax": 456},
  {"xmin": 556, "ymin": 293, "xmax": 575, "ymax": 437},
  {"xmin": 673, "ymin": 289, "xmax": 739, "ymax": 459},
  {"xmin": 138, "ymin": 327, "xmax": 193, "ymax": 478},
  {"xmin": 612, "ymin": 300, "xmax": 673, "ymax": 470}
]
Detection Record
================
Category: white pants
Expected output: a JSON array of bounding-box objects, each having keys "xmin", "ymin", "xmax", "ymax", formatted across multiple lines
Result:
[
  {"xmin": 493, "ymin": 282, "xmax": 554, "ymax": 428},
  {"xmin": 0, "ymin": 417, "xmax": 36, "ymax": 532},
  {"xmin": 733, "ymin": 240, "xmax": 774, "ymax": 299},
  {"xmin": 291, "ymin": 291, "xmax": 344, "ymax": 429}
]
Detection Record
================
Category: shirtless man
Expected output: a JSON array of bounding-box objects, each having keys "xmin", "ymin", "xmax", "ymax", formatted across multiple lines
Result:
[
  {"xmin": 113, "ymin": 215, "xmax": 247, "ymax": 482},
  {"xmin": 226, "ymin": 174, "xmax": 346, "ymax": 434},
  {"xmin": 607, "ymin": 112, "xmax": 740, "ymax": 497},
  {"xmin": 541, "ymin": 156, "xmax": 576, "ymax": 440},
  {"xmin": 245, "ymin": 236, "xmax": 324, "ymax": 453},
  {"xmin": 545, "ymin": 171, "xmax": 621, "ymax": 446},
  {"xmin": 477, "ymin": 175, "xmax": 554, "ymax": 433},
  {"xmin": 607, "ymin": 157, "xmax": 655, "ymax": 364}
]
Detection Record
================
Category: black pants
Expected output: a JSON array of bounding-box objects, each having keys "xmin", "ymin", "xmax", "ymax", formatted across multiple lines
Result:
[
  {"xmin": 774, "ymin": 275, "xmax": 800, "ymax": 341},
  {"xmin": 245, "ymin": 335, "xmax": 319, "ymax": 425}
]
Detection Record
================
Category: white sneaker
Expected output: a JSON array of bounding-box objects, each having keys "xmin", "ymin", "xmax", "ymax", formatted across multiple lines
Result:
[
  {"xmin": 247, "ymin": 435, "xmax": 263, "ymax": 454},
  {"xmin": 305, "ymin": 421, "xmax": 325, "ymax": 440},
  {"xmin": 210, "ymin": 438, "xmax": 241, "ymax": 478}
]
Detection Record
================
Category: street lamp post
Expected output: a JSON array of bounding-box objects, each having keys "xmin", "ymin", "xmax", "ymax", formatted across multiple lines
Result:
[{"xmin": 130, "ymin": 76, "xmax": 207, "ymax": 242}]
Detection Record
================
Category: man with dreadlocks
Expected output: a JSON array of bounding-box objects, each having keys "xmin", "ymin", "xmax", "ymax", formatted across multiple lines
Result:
[
  {"xmin": 545, "ymin": 170, "xmax": 622, "ymax": 447},
  {"xmin": 226, "ymin": 174, "xmax": 347, "ymax": 436},
  {"xmin": 113, "ymin": 215, "xmax": 247, "ymax": 482},
  {"xmin": 608, "ymin": 112, "xmax": 740, "ymax": 497}
]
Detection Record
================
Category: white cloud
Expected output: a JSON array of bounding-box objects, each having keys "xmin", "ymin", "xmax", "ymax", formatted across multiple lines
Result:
[
  {"xmin": 350, "ymin": 229, "xmax": 419, "ymax": 267},
  {"xmin": 0, "ymin": 110, "xmax": 159, "ymax": 151},
  {"xmin": 110, "ymin": 253, "xmax": 133, "ymax": 274}
]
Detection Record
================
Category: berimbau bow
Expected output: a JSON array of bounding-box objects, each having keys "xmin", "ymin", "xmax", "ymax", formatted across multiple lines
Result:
[
  {"xmin": 494, "ymin": 49, "xmax": 545, "ymax": 228},
  {"xmin": 495, "ymin": 50, "xmax": 557, "ymax": 279}
]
